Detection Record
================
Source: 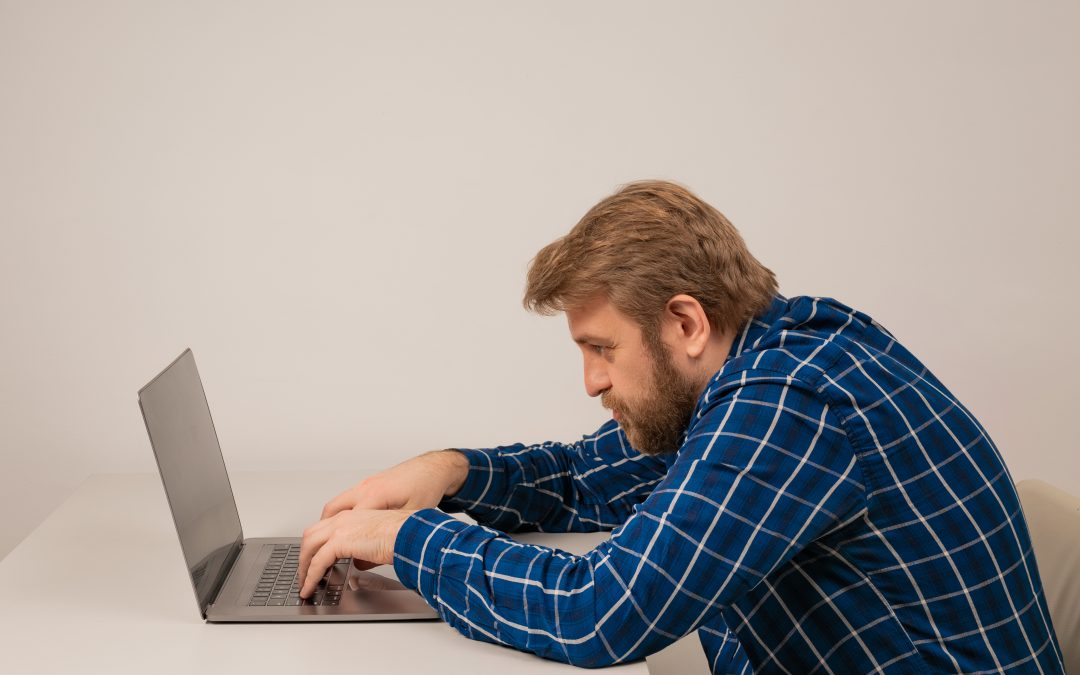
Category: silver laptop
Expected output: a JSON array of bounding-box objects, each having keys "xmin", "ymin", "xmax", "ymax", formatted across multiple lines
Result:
[{"xmin": 138, "ymin": 349, "xmax": 439, "ymax": 622}]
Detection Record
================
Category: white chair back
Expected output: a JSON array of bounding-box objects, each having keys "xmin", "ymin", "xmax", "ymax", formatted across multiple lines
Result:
[{"xmin": 1016, "ymin": 479, "xmax": 1080, "ymax": 673}]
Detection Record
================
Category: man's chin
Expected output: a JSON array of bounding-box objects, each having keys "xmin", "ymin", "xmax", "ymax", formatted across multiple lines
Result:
[{"xmin": 623, "ymin": 427, "xmax": 679, "ymax": 457}]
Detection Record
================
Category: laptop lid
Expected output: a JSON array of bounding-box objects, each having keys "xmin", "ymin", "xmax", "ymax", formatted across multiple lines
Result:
[{"xmin": 138, "ymin": 349, "xmax": 243, "ymax": 618}]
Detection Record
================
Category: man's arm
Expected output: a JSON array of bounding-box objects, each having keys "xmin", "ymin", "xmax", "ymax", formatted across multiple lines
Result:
[
  {"xmin": 298, "ymin": 421, "xmax": 669, "ymax": 590},
  {"xmin": 319, "ymin": 449, "xmax": 472, "ymax": 518},
  {"xmin": 319, "ymin": 420, "xmax": 669, "ymax": 534},
  {"xmin": 440, "ymin": 419, "xmax": 670, "ymax": 533},
  {"xmin": 389, "ymin": 378, "xmax": 867, "ymax": 667}
]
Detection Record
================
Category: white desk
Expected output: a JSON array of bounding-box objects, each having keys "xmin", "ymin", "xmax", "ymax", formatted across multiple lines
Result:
[{"xmin": 0, "ymin": 471, "xmax": 655, "ymax": 674}]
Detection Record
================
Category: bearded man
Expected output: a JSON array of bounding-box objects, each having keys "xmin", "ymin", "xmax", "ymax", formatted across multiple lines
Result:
[{"xmin": 297, "ymin": 180, "xmax": 1063, "ymax": 673}]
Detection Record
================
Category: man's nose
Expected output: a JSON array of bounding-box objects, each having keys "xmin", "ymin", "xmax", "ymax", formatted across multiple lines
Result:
[{"xmin": 584, "ymin": 360, "xmax": 610, "ymax": 398}]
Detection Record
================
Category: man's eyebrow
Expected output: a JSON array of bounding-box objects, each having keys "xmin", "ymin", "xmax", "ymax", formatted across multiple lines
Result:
[{"xmin": 573, "ymin": 334, "xmax": 609, "ymax": 345}]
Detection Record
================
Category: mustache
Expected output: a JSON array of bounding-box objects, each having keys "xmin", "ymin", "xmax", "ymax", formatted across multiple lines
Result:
[
  {"xmin": 601, "ymin": 393, "xmax": 627, "ymax": 421},
  {"xmin": 601, "ymin": 392, "xmax": 618, "ymax": 411}
]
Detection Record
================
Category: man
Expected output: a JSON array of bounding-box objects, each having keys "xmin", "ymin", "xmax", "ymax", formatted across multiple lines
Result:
[{"xmin": 297, "ymin": 181, "xmax": 1063, "ymax": 673}]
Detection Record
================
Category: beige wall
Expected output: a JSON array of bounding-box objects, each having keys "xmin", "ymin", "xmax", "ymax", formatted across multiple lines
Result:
[{"xmin": 1, "ymin": 0, "xmax": 1077, "ymax": 569}]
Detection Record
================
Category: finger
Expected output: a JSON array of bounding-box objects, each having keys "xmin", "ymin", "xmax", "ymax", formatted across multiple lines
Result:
[
  {"xmin": 350, "ymin": 477, "xmax": 395, "ymax": 511},
  {"xmin": 352, "ymin": 492, "xmax": 393, "ymax": 511},
  {"xmin": 300, "ymin": 539, "xmax": 339, "ymax": 599},
  {"xmin": 297, "ymin": 518, "xmax": 333, "ymax": 592},
  {"xmin": 321, "ymin": 489, "xmax": 356, "ymax": 520}
]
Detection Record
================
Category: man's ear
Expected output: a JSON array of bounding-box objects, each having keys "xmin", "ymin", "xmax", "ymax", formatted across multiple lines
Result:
[{"xmin": 662, "ymin": 294, "xmax": 711, "ymax": 359}]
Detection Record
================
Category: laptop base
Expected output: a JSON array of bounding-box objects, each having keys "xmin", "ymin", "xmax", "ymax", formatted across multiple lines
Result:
[{"xmin": 206, "ymin": 537, "xmax": 439, "ymax": 622}]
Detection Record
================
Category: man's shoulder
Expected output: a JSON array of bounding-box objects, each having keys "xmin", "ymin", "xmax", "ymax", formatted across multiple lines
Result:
[
  {"xmin": 693, "ymin": 294, "xmax": 965, "ymax": 468},
  {"xmin": 689, "ymin": 295, "xmax": 918, "ymax": 423},
  {"xmin": 719, "ymin": 296, "xmax": 889, "ymax": 385}
]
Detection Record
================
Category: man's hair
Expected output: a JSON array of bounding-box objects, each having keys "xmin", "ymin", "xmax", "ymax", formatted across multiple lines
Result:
[{"xmin": 524, "ymin": 180, "xmax": 778, "ymax": 340}]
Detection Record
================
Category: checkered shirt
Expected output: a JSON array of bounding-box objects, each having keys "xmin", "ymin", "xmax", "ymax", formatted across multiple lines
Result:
[{"xmin": 392, "ymin": 296, "xmax": 1064, "ymax": 673}]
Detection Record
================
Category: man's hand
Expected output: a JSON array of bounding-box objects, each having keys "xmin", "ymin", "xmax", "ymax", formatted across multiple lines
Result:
[
  {"xmin": 319, "ymin": 450, "xmax": 469, "ymax": 519},
  {"xmin": 296, "ymin": 508, "xmax": 415, "ymax": 599}
]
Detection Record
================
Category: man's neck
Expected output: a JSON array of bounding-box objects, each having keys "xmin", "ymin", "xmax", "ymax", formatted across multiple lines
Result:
[{"xmin": 693, "ymin": 328, "xmax": 738, "ymax": 395}]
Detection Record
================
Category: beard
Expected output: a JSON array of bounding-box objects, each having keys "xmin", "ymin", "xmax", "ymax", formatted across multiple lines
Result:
[{"xmin": 601, "ymin": 337, "xmax": 702, "ymax": 456}]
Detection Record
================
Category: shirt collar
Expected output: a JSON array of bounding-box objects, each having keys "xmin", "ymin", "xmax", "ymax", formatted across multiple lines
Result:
[
  {"xmin": 662, "ymin": 295, "xmax": 790, "ymax": 465},
  {"xmin": 726, "ymin": 294, "xmax": 789, "ymax": 363},
  {"xmin": 692, "ymin": 294, "xmax": 789, "ymax": 415}
]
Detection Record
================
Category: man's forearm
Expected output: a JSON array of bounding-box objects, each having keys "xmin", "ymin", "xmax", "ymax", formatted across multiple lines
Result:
[{"xmin": 432, "ymin": 434, "xmax": 666, "ymax": 534}]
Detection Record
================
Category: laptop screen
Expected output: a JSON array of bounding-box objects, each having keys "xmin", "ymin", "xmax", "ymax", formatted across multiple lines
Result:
[{"xmin": 138, "ymin": 349, "xmax": 243, "ymax": 615}]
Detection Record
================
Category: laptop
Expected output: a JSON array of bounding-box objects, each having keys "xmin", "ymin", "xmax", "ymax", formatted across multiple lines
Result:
[{"xmin": 138, "ymin": 348, "xmax": 440, "ymax": 623}]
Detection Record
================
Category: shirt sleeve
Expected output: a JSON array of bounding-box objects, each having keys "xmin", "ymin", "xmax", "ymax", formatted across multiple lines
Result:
[
  {"xmin": 438, "ymin": 419, "xmax": 670, "ymax": 533},
  {"xmin": 393, "ymin": 376, "xmax": 867, "ymax": 667}
]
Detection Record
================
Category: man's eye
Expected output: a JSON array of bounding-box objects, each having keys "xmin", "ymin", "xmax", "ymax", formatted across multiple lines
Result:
[{"xmin": 592, "ymin": 345, "xmax": 608, "ymax": 357}]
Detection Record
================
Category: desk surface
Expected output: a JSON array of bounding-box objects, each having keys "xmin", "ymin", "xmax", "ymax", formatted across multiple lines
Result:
[{"xmin": 0, "ymin": 471, "xmax": 650, "ymax": 674}]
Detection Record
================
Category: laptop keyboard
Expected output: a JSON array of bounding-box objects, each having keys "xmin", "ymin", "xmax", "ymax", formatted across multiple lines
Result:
[{"xmin": 248, "ymin": 544, "xmax": 350, "ymax": 607}]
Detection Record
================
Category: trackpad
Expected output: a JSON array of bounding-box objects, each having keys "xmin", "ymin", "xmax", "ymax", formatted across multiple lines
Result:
[{"xmin": 346, "ymin": 569, "xmax": 411, "ymax": 592}]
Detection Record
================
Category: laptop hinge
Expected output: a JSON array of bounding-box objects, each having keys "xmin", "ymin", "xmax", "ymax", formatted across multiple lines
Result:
[{"xmin": 203, "ymin": 537, "xmax": 244, "ymax": 617}]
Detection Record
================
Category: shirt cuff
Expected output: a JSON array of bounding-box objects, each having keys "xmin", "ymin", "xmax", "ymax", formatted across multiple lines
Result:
[
  {"xmin": 436, "ymin": 448, "xmax": 505, "ymax": 513},
  {"xmin": 392, "ymin": 507, "xmax": 472, "ymax": 600}
]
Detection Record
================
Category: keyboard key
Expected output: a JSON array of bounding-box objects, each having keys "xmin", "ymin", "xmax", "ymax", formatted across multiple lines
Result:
[{"xmin": 267, "ymin": 599, "xmax": 286, "ymax": 606}]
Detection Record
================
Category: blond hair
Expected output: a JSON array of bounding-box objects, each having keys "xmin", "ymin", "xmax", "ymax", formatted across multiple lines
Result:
[{"xmin": 524, "ymin": 180, "xmax": 778, "ymax": 339}]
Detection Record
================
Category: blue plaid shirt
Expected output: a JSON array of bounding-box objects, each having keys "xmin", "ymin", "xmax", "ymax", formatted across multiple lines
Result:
[{"xmin": 392, "ymin": 296, "xmax": 1064, "ymax": 673}]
